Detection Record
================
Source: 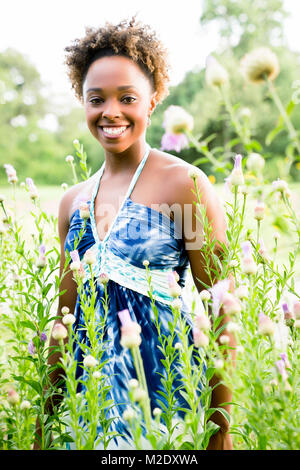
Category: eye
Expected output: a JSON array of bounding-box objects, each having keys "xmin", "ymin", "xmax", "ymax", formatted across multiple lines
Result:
[
  {"xmin": 122, "ymin": 96, "xmax": 136, "ymax": 104},
  {"xmin": 89, "ymin": 97, "xmax": 103, "ymax": 105}
]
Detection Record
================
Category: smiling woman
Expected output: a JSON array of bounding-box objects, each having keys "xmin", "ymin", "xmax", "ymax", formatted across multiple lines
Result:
[{"xmin": 35, "ymin": 15, "xmax": 233, "ymax": 451}]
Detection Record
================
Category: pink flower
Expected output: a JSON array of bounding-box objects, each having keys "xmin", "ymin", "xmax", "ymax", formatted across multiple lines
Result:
[
  {"xmin": 192, "ymin": 328, "xmax": 209, "ymax": 348},
  {"xmin": 258, "ymin": 312, "xmax": 275, "ymax": 336},
  {"xmin": 275, "ymin": 359, "xmax": 288, "ymax": 381},
  {"xmin": 36, "ymin": 244, "xmax": 46, "ymax": 268},
  {"xmin": 4, "ymin": 164, "xmax": 18, "ymax": 183},
  {"xmin": 194, "ymin": 312, "xmax": 211, "ymax": 331},
  {"xmin": 209, "ymin": 279, "xmax": 230, "ymax": 316},
  {"xmin": 293, "ymin": 301, "xmax": 300, "ymax": 319},
  {"xmin": 280, "ymin": 352, "xmax": 291, "ymax": 369},
  {"xmin": 118, "ymin": 309, "xmax": 141, "ymax": 349},
  {"xmin": 160, "ymin": 132, "xmax": 189, "ymax": 153},
  {"xmin": 167, "ymin": 271, "xmax": 181, "ymax": 298},
  {"xmin": 70, "ymin": 250, "xmax": 82, "ymax": 271},
  {"xmin": 221, "ymin": 292, "xmax": 241, "ymax": 316},
  {"xmin": 26, "ymin": 177, "xmax": 39, "ymax": 199}
]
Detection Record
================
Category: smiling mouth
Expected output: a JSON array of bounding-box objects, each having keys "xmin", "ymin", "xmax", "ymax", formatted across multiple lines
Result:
[{"xmin": 99, "ymin": 125, "xmax": 130, "ymax": 138}]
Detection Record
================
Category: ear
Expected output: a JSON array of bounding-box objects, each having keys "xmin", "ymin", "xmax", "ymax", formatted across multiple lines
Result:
[{"xmin": 148, "ymin": 91, "xmax": 157, "ymax": 115}]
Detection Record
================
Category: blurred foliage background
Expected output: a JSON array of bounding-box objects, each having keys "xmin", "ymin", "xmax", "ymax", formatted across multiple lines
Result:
[{"xmin": 1, "ymin": 0, "xmax": 300, "ymax": 186}]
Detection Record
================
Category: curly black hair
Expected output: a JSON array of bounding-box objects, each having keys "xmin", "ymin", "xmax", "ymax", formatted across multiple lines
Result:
[{"xmin": 64, "ymin": 15, "xmax": 170, "ymax": 104}]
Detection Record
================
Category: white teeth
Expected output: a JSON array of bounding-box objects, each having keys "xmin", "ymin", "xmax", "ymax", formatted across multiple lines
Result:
[{"xmin": 102, "ymin": 126, "xmax": 127, "ymax": 135}]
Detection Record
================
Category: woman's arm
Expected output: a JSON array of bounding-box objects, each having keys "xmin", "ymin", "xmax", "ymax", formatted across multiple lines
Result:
[
  {"xmin": 179, "ymin": 167, "xmax": 236, "ymax": 450},
  {"xmin": 34, "ymin": 191, "xmax": 78, "ymax": 449}
]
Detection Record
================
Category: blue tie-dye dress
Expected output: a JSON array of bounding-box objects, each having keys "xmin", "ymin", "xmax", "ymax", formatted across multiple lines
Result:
[{"xmin": 64, "ymin": 144, "xmax": 202, "ymax": 448}]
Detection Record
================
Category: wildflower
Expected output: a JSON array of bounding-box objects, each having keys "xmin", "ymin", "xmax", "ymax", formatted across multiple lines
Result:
[
  {"xmin": 214, "ymin": 358, "xmax": 224, "ymax": 369},
  {"xmin": 93, "ymin": 371, "xmax": 101, "ymax": 379},
  {"xmin": 98, "ymin": 272, "xmax": 109, "ymax": 286},
  {"xmin": 209, "ymin": 278, "xmax": 230, "ymax": 316},
  {"xmin": 153, "ymin": 407, "xmax": 162, "ymax": 418},
  {"xmin": 272, "ymin": 178, "xmax": 289, "ymax": 195},
  {"xmin": 241, "ymin": 47, "xmax": 279, "ymax": 83},
  {"xmin": 65, "ymin": 155, "xmax": 74, "ymax": 163},
  {"xmin": 235, "ymin": 285, "xmax": 248, "ymax": 300},
  {"xmin": 69, "ymin": 250, "xmax": 81, "ymax": 271},
  {"xmin": 258, "ymin": 313, "xmax": 275, "ymax": 337},
  {"xmin": 230, "ymin": 154, "xmax": 244, "ymax": 187},
  {"xmin": 62, "ymin": 313, "xmax": 76, "ymax": 326},
  {"xmin": 175, "ymin": 342, "xmax": 183, "ymax": 350},
  {"xmin": 26, "ymin": 177, "xmax": 39, "ymax": 200},
  {"xmin": 73, "ymin": 139, "xmax": 79, "ymax": 146},
  {"xmin": 132, "ymin": 387, "xmax": 147, "ymax": 403},
  {"xmin": 205, "ymin": 55, "xmax": 229, "ymax": 87},
  {"xmin": 162, "ymin": 105, "xmax": 194, "ymax": 135},
  {"xmin": 83, "ymin": 248, "xmax": 96, "ymax": 265},
  {"xmin": 221, "ymin": 292, "xmax": 241, "ymax": 317},
  {"xmin": 280, "ymin": 352, "xmax": 291, "ymax": 369},
  {"xmin": 293, "ymin": 301, "xmax": 300, "ymax": 319},
  {"xmin": 36, "ymin": 244, "xmax": 46, "ymax": 268},
  {"xmin": 52, "ymin": 323, "xmax": 68, "ymax": 341},
  {"xmin": 7, "ymin": 388, "xmax": 20, "ymax": 405},
  {"xmin": 193, "ymin": 327, "xmax": 209, "ymax": 348},
  {"xmin": 199, "ymin": 290, "xmax": 211, "ymax": 302},
  {"xmin": 128, "ymin": 379, "xmax": 139, "ymax": 389},
  {"xmin": 0, "ymin": 194, "xmax": 5, "ymax": 203},
  {"xmin": 194, "ymin": 312, "xmax": 211, "ymax": 331},
  {"xmin": 40, "ymin": 332, "xmax": 47, "ymax": 342},
  {"xmin": 61, "ymin": 306, "xmax": 70, "ymax": 315},
  {"xmin": 241, "ymin": 241, "xmax": 257, "ymax": 275},
  {"xmin": 275, "ymin": 359, "xmax": 288, "ymax": 382},
  {"xmin": 61, "ymin": 183, "xmax": 68, "ymax": 191},
  {"xmin": 226, "ymin": 321, "xmax": 240, "ymax": 334},
  {"xmin": 167, "ymin": 271, "xmax": 181, "ymax": 298},
  {"xmin": 143, "ymin": 259, "xmax": 149, "ymax": 267},
  {"xmin": 123, "ymin": 407, "xmax": 136, "ymax": 422},
  {"xmin": 118, "ymin": 309, "xmax": 142, "ymax": 349},
  {"xmin": 79, "ymin": 201, "xmax": 90, "ymax": 219},
  {"xmin": 171, "ymin": 297, "xmax": 182, "ymax": 310},
  {"xmin": 83, "ymin": 355, "xmax": 98, "ymax": 368},
  {"xmin": 161, "ymin": 131, "xmax": 189, "ymax": 153},
  {"xmin": 258, "ymin": 238, "xmax": 269, "ymax": 263},
  {"xmin": 219, "ymin": 334, "xmax": 230, "ymax": 345},
  {"xmin": 282, "ymin": 302, "xmax": 294, "ymax": 326},
  {"xmin": 254, "ymin": 200, "xmax": 265, "ymax": 220},
  {"xmin": 28, "ymin": 339, "xmax": 36, "ymax": 355},
  {"xmin": 3, "ymin": 164, "xmax": 18, "ymax": 184},
  {"xmin": 240, "ymin": 107, "xmax": 251, "ymax": 118},
  {"xmin": 20, "ymin": 400, "xmax": 31, "ymax": 410},
  {"xmin": 246, "ymin": 152, "xmax": 265, "ymax": 174},
  {"xmin": 188, "ymin": 167, "xmax": 199, "ymax": 180}
]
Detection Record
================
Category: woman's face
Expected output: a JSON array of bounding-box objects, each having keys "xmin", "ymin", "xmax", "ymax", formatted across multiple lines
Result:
[{"xmin": 83, "ymin": 55, "xmax": 156, "ymax": 154}]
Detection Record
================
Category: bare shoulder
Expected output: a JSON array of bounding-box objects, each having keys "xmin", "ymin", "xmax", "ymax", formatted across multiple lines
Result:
[{"xmin": 151, "ymin": 148, "xmax": 213, "ymax": 205}]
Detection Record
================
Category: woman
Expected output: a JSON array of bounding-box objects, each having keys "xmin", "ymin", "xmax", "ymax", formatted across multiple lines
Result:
[{"xmin": 35, "ymin": 16, "xmax": 235, "ymax": 450}]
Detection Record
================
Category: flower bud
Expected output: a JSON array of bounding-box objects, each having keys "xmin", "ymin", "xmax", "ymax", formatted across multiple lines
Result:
[
  {"xmin": 254, "ymin": 200, "xmax": 265, "ymax": 220},
  {"xmin": 235, "ymin": 285, "xmax": 248, "ymax": 300},
  {"xmin": 61, "ymin": 306, "xmax": 70, "ymax": 315},
  {"xmin": 205, "ymin": 55, "xmax": 228, "ymax": 87},
  {"xmin": 98, "ymin": 272, "xmax": 109, "ymax": 285},
  {"xmin": 7, "ymin": 388, "xmax": 20, "ymax": 405},
  {"xmin": 142, "ymin": 259, "xmax": 149, "ymax": 267},
  {"xmin": 83, "ymin": 355, "xmax": 98, "ymax": 368},
  {"xmin": 221, "ymin": 292, "xmax": 241, "ymax": 316},
  {"xmin": 293, "ymin": 301, "xmax": 300, "ymax": 319},
  {"xmin": 219, "ymin": 334, "xmax": 230, "ymax": 344},
  {"xmin": 52, "ymin": 323, "xmax": 68, "ymax": 341},
  {"xmin": 62, "ymin": 313, "xmax": 76, "ymax": 326},
  {"xmin": 20, "ymin": 400, "xmax": 31, "ymax": 410},
  {"xmin": 194, "ymin": 312, "xmax": 211, "ymax": 331},
  {"xmin": 199, "ymin": 290, "xmax": 211, "ymax": 302},
  {"xmin": 123, "ymin": 407, "xmax": 136, "ymax": 421},
  {"xmin": 65, "ymin": 155, "xmax": 74, "ymax": 163},
  {"xmin": 83, "ymin": 248, "xmax": 96, "ymax": 265},
  {"xmin": 258, "ymin": 313, "xmax": 275, "ymax": 336},
  {"xmin": 193, "ymin": 328, "xmax": 209, "ymax": 348},
  {"xmin": 132, "ymin": 387, "xmax": 147, "ymax": 403},
  {"xmin": 79, "ymin": 201, "xmax": 90, "ymax": 219},
  {"xmin": 167, "ymin": 272, "xmax": 181, "ymax": 298},
  {"xmin": 153, "ymin": 407, "xmax": 162, "ymax": 417}
]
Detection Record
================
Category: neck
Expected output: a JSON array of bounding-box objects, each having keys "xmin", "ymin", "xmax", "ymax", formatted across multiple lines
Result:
[{"xmin": 103, "ymin": 139, "xmax": 148, "ymax": 175}]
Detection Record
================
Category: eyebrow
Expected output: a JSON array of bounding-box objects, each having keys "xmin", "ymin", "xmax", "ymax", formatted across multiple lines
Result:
[{"xmin": 85, "ymin": 86, "xmax": 138, "ymax": 94}]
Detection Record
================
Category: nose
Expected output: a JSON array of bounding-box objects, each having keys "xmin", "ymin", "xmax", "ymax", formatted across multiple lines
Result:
[{"xmin": 102, "ymin": 98, "xmax": 121, "ymax": 120}]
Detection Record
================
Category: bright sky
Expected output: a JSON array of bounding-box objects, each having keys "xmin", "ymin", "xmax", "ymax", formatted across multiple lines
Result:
[{"xmin": 0, "ymin": 0, "xmax": 299, "ymax": 111}]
